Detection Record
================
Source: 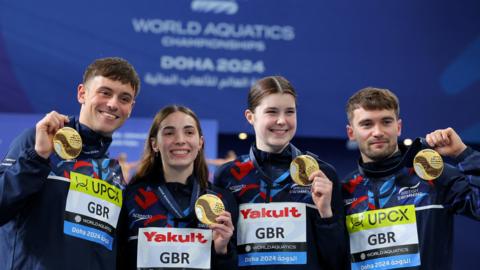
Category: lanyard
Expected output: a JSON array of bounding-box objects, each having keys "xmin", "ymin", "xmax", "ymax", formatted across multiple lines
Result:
[
  {"xmin": 154, "ymin": 177, "xmax": 201, "ymax": 219},
  {"xmin": 248, "ymin": 144, "xmax": 302, "ymax": 185}
]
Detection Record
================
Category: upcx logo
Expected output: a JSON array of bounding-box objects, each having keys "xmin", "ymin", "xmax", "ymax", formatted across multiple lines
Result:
[{"xmin": 191, "ymin": 0, "xmax": 239, "ymax": 15}]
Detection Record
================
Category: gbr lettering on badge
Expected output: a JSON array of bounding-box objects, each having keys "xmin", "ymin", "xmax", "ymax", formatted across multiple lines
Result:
[
  {"xmin": 137, "ymin": 227, "xmax": 212, "ymax": 269},
  {"xmin": 347, "ymin": 205, "xmax": 421, "ymax": 270},
  {"xmin": 64, "ymin": 171, "xmax": 123, "ymax": 250},
  {"xmin": 237, "ymin": 202, "xmax": 307, "ymax": 266}
]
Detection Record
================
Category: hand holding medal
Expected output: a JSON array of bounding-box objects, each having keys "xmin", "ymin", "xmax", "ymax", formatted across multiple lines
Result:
[
  {"xmin": 414, "ymin": 128, "xmax": 467, "ymax": 181},
  {"xmin": 34, "ymin": 111, "xmax": 75, "ymax": 159},
  {"xmin": 425, "ymin": 127, "xmax": 467, "ymax": 158},
  {"xmin": 291, "ymin": 155, "xmax": 333, "ymax": 217},
  {"xmin": 195, "ymin": 194, "xmax": 225, "ymax": 225},
  {"xmin": 195, "ymin": 194, "xmax": 233, "ymax": 255}
]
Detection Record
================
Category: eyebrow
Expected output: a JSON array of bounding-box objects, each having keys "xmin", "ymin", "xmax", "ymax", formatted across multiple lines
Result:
[
  {"xmin": 98, "ymin": 86, "xmax": 133, "ymax": 99},
  {"xmin": 263, "ymin": 106, "xmax": 296, "ymax": 110},
  {"xmin": 96, "ymin": 86, "xmax": 113, "ymax": 92},
  {"xmin": 161, "ymin": 125, "xmax": 196, "ymax": 130},
  {"xmin": 358, "ymin": 116, "xmax": 394, "ymax": 124}
]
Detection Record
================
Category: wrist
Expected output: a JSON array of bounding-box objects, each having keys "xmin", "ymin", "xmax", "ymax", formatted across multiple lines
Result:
[
  {"xmin": 34, "ymin": 147, "xmax": 51, "ymax": 159},
  {"xmin": 215, "ymin": 245, "xmax": 228, "ymax": 255},
  {"xmin": 452, "ymin": 144, "xmax": 468, "ymax": 158},
  {"xmin": 318, "ymin": 207, "xmax": 333, "ymax": 218}
]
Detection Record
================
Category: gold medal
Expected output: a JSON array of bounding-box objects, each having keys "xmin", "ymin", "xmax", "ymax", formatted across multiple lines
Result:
[
  {"xmin": 195, "ymin": 194, "xmax": 225, "ymax": 225},
  {"xmin": 53, "ymin": 127, "xmax": 82, "ymax": 160},
  {"xmin": 290, "ymin": 155, "xmax": 320, "ymax": 186},
  {"xmin": 413, "ymin": 149, "xmax": 444, "ymax": 180}
]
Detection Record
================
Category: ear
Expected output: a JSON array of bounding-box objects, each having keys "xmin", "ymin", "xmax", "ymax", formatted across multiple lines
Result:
[
  {"xmin": 150, "ymin": 137, "xmax": 158, "ymax": 152},
  {"xmin": 245, "ymin": 109, "xmax": 255, "ymax": 125},
  {"xmin": 346, "ymin": 124, "xmax": 355, "ymax": 141},
  {"xmin": 199, "ymin": 135, "xmax": 204, "ymax": 150},
  {"xmin": 128, "ymin": 100, "xmax": 136, "ymax": 118},
  {"xmin": 397, "ymin": 118, "xmax": 402, "ymax": 137},
  {"xmin": 77, "ymin": 84, "xmax": 86, "ymax": 104}
]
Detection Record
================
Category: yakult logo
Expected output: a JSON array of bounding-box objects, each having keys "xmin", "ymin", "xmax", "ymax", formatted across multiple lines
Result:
[
  {"xmin": 191, "ymin": 0, "xmax": 238, "ymax": 15},
  {"xmin": 240, "ymin": 207, "xmax": 301, "ymax": 219},
  {"xmin": 143, "ymin": 231, "xmax": 208, "ymax": 244}
]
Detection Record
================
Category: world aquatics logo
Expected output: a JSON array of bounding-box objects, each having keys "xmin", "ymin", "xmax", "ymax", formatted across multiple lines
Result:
[{"xmin": 191, "ymin": 0, "xmax": 239, "ymax": 15}]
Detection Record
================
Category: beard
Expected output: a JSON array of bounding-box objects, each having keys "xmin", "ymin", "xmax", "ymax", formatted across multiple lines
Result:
[{"xmin": 360, "ymin": 141, "xmax": 398, "ymax": 162}]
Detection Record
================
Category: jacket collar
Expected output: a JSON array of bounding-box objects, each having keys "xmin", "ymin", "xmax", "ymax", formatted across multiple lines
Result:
[
  {"xmin": 68, "ymin": 116, "xmax": 112, "ymax": 159},
  {"xmin": 358, "ymin": 138, "xmax": 425, "ymax": 178}
]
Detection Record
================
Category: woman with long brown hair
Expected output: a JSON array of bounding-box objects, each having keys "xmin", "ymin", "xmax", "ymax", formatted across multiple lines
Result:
[{"xmin": 117, "ymin": 105, "xmax": 237, "ymax": 270}]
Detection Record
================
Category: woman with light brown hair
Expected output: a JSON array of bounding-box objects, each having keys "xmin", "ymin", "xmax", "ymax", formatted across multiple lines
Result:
[{"xmin": 117, "ymin": 105, "xmax": 238, "ymax": 270}]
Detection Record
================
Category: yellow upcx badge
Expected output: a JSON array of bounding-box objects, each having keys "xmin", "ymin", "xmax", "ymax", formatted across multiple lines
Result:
[
  {"xmin": 70, "ymin": 171, "xmax": 122, "ymax": 206},
  {"xmin": 413, "ymin": 149, "xmax": 444, "ymax": 181}
]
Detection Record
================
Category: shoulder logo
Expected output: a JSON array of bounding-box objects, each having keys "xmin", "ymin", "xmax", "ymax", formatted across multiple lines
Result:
[
  {"xmin": 191, "ymin": 0, "xmax": 239, "ymax": 15},
  {"xmin": 398, "ymin": 182, "xmax": 420, "ymax": 194},
  {"xmin": 0, "ymin": 158, "xmax": 16, "ymax": 167},
  {"xmin": 289, "ymin": 183, "xmax": 310, "ymax": 194},
  {"xmin": 229, "ymin": 184, "xmax": 245, "ymax": 193},
  {"xmin": 397, "ymin": 181, "xmax": 425, "ymax": 201}
]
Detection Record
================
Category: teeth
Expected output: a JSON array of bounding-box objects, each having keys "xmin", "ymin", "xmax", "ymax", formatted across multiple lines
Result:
[
  {"xmin": 172, "ymin": 150, "xmax": 189, "ymax": 155},
  {"xmin": 101, "ymin": 111, "xmax": 117, "ymax": 119}
]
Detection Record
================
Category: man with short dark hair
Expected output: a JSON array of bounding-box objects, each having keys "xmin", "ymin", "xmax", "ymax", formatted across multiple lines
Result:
[
  {"xmin": 342, "ymin": 87, "xmax": 480, "ymax": 270},
  {"xmin": 0, "ymin": 57, "xmax": 140, "ymax": 269}
]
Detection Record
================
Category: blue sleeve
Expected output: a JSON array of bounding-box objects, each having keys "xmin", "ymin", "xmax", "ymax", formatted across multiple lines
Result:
[
  {"xmin": 0, "ymin": 128, "xmax": 50, "ymax": 225},
  {"xmin": 442, "ymin": 147, "xmax": 480, "ymax": 219},
  {"xmin": 312, "ymin": 162, "xmax": 350, "ymax": 270}
]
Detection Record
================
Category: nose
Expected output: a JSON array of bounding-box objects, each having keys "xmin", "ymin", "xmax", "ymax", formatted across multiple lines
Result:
[
  {"xmin": 174, "ymin": 132, "xmax": 186, "ymax": 145},
  {"xmin": 276, "ymin": 113, "xmax": 286, "ymax": 125},
  {"xmin": 106, "ymin": 96, "xmax": 119, "ymax": 111},
  {"xmin": 372, "ymin": 124, "xmax": 384, "ymax": 137}
]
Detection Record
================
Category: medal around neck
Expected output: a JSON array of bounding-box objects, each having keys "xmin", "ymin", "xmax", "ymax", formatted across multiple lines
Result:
[
  {"xmin": 53, "ymin": 127, "xmax": 82, "ymax": 160},
  {"xmin": 195, "ymin": 194, "xmax": 225, "ymax": 225},
  {"xmin": 290, "ymin": 155, "xmax": 320, "ymax": 186},
  {"xmin": 413, "ymin": 149, "xmax": 443, "ymax": 180}
]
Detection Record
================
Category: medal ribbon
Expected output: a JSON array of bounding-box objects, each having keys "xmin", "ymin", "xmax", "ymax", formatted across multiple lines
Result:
[
  {"xmin": 249, "ymin": 144, "xmax": 303, "ymax": 185},
  {"xmin": 154, "ymin": 178, "xmax": 201, "ymax": 219}
]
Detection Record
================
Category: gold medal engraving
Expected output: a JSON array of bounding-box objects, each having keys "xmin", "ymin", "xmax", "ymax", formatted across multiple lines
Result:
[
  {"xmin": 290, "ymin": 155, "xmax": 320, "ymax": 186},
  {"xmin": 413, "ymin": 149, "xmax": 443, "ymax": 180},
  {"xmin": 53, "ymin": 127, "xmax": 82, "ymax": 160},
  {"xmin": 195, "ymin": 194, "xmax": 225, "ymax": 225}
]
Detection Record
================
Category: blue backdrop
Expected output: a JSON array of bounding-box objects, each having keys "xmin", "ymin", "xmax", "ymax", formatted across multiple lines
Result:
[
  {"xmin": 0, "ymin": 3, "xmax": 479, "ymax": 267},
  {"xmin": 1, "ymin": 0, "xmax": 479, "ymax": 141}
]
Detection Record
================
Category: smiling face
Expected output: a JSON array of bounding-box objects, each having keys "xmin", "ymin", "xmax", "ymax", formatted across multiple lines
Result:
[
  {"xmin": 246, "ymin": 93, "xmax": 297, "ymax": 153},
  {"xmin": 151, "ymin": 111, "xmax": 204, "ymax": 174},
  {"xmin": 77, "ymin": 76, "xmax": 135, "ymax": 136},
  {"xmin": 347, "ymin": 107, "xmax": 402, "ymax": 163}
]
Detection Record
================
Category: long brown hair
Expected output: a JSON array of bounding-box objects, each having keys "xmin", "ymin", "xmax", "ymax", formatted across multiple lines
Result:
[{"xmin": 131, "ymin": 105, "xmax": 209, "ymax": 189}]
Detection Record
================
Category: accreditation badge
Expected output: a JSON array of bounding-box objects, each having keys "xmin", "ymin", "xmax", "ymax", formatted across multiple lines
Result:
[
  {"xmin": 137, "ymin": 227, "xmax": 212, "ymax": 269},
  {"xmin": 237, "ymin": 202, "xmax": 307, "ymax": 266},
  {"xmin": 63, "ymin": 171, "xmax": 123, "ymax": 250},
  {"xmin": 346, "ymin": 205, "xmax": 420, "ymax": 270}
]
